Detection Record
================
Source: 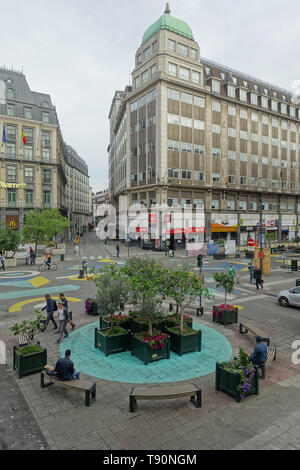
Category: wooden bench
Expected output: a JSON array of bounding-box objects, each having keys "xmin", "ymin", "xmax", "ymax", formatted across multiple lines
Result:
[
  {"xmin": 168, "ymin": 302, "xmax": 203, "ymax": 317},
  {"xmin": 40, "ymin": 370, "xmax": 96, "ymax": 407},
  {"xmin": 239, "ymin": 322, "xmax": 270, "ymax": 346},
  {"xmin": 129, "ymin": 384, "xmax": 202, "ymax": 412},
  {"xmin": 258, "ymin": 346, "xmax": 277, "ymax": 379}
]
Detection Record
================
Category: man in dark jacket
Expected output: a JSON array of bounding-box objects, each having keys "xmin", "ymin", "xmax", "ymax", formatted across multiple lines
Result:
[
  {"xmin": 41, "ymin": 294, "xmax": 58, "ymax": 331},
  {"xmin": 254, "ymin": 267, "xmax": 263, "ymax": 290},
  {"xmin": 54, "ymin": 350, "xmax": 80, "ymax": 381},
  {"xmin": 250, "ymin": 336, "xmax": 267, "ymax": 365}
]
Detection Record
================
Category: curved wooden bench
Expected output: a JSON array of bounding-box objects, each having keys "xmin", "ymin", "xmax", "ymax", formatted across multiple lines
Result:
[
  {"xmin": 239, "ymin": 322, "xmax": 270, "ymax": 346},
  {"xmin": 258, "ymin": 346, "xmax": 277, "ymax": 380},
  {"xmin": 129, "ymin": 384, "xmax": 202, "ymax": 412},
  {"xmin": 40, "ymin": 370, "xmax": 96, "ymax": 407}
]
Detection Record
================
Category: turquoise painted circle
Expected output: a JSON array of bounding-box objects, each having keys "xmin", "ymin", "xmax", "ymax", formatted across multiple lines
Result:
[{"xmin": 60, "ymin": 321, "xmax": 232, "ymax": 384}]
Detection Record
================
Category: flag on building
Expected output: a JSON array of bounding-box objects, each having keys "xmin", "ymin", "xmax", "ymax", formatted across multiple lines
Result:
[
  {"xmin": 21, "ymin": 131, "xmax": 28, "ymax": 145},
  {"xmin": 2, "ymin": 125, "xmax": 6, "ymax": 144},
  {"xmin": 280, "ymin": 171, "xmax": 284, "ymax": 181},
  {"xmin": 225, "ymin": 177, "xmax": 230, "ymax": 188}
]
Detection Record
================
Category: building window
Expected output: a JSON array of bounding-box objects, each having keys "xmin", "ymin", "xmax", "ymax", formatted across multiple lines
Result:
[
  {"xmin": 167, "ymin": 140, "xmax": 180, "ymax": 150},
  {"xmin": 137, "ymin": 54, "xmax": 142, "ymax": 64},
  {"xmin": 24, "ymin": 107, "xmax": 33, "ymax": 119},
  {"xmin": 271, "ymin": 100, "xmax": 278, "ymax": 112},
  {"xmin": 212, "ymin": 79, "xmax": 220, "ymax": 93},
  {"xmin": 144, "ymin": 47, "xmax": 151, "ymax": 61},
  {"xmin": 7, "ymin": 104, "xmax": 15, "ymax": 116},
  {"xmin": 240, "ymin": 176, "xmax": 247, "ymax": 185},
  {"xmin": 280, "ymin": 103, "xmax": 287, "ymax": 114},
  {"xmin": 6, "ymin": 125, "xmax": 16, "ymax": 140},
  {"xmin": 212, "ymin": 173, "xmax": 220, "ymax": 182},
  {"xmin": 135, "ymin": 76, "xmax": 140, "ymax": 88},
  {"xmin": 251, "ymin": 112, "xmax": 258, "ymax": 122},
  {"xmin": 190, "ymin": 48, "xmax": 197, "ymax": 59},
  {"xmin": 211, "ymin": 200, "xmax": 219, "ymax": 209},
  {"xmin": 239, "ymin": 89, "xmax": 247, "ymax": 101},
  {"xmin": 289, "ymin": 107, "xmax": 296, "ymax": 117},
  {"xmin": 42, "ymin": 148, "xmax": 50, "ymax": 163},
  {"xmin": 168, "ymin": 39, "xmax": 176, "ymax": 51},
  {"xmin": 142, "ymin": 70, "xmax": 149, "ymax": 83},
  {"xmin": 228, "ymin": 128, "xmax": 236, "ymax": 138},
  {"xmin": 43, "ymin": 191, "xmax": 51, "ymax": 207},
  {"xmin": 178, "ymin": 43, "xmax": 188, "ymax": 56},
  {"xmin": 25, "ymin": 167, "xmax": 34, "ymax": 182},
  {"xmin": 228, "ymin": 150, "xmax": 236, "ymax": 160},
  {"xmin": 181, "ymin": 92, "xmax": 193, "ymax": 104},
  {"xmin": 194, "ymin": 144, "xmax": 205, "ymax": 154},
  {"xmin": 261, "ymin": 96, "xmax": 268, "ymax": 108},
  {"xmin": 152, "ymin": 41, "xmax": 158, "ymax": 53},
  {"xmin": 7, "ymin": 88, "xmax": 14, "ymax": 100},
  {"xmin": 212, "ymin": 101, "xmax": 220, "ymax": 112},
  {"xmin": 227, "ymin": 200, "xmax": 235, "ymax": 210},
  {"xmin": 168, "ymin": 63, "xmax": 177, "ymax": 77},
  {"xmin": 194, "ymin": 119, "xmax": 205, "ymax": 130},
  {"xmin": 262, "ymin": 135, "xmax": 269, "ymax": 144},
  {"xmin": 7, "ymin": 165, "xmax": 17, "ymax": 182},
  {"xmin": 194, "ymin": 171, "xmax": 205, "ymax": 181},
  {"xmin": 272, "ymin": 138, "xmax": 278, "ymax": 147},
  {"xmin": 181, "ymin": 142, "xmax": 192, "ymax": 152},
  {"xmin": 251, "ymin": 177, "xmax": 258, "ymax": 186},
  {"xmin": 179, "ymin": 66, "xmax": 190, "ymax": 81},
  {"xmin": 262, "ymin": 114, "xmax": 268, "ymax": 124},
  {"xmin": 151, "ymin": 64, "xmax": 157, "ymax": 77},
  {"xmin": 42, "ymin": 169, "xmax": 51, "ymax": 184},
  {"xmin": 240, "ymin": 108, "xmax": 248, "ymax": 119},
  {"xmin": 194, "ymin": 96, "xmax": 205, "ymax": 107},
  {"xmin": 6, "ymin": 143, "xmax": 16, "ymax": 158},
  {"xmin": 7, "ymin": 189, "xmax": 17, "ymax": 206},
  {"xmin": 262, "ymin": 156, "xmax": 269, "ymax": 165},
  {"xmin": 250, "ymin": 93, "xmax": 258, "ymax": 105},
  {"xmin": 240, "ymin": 153, "xmax": 248, "ymax": 162},
  {"xmin": 192, "ymin": 71, "xmax": 200, "ymax": 84},
  {"xmin": 240, "ymin": 130, "xmax": 248, "ymax": 140},
  {"xmin": 181, "ymin": 170, "xmax": 192, "ymax": 179},
  {"xmin": 239, "ymin": 201, "xmax": 247, "ymax": 210},
  {"xmin": 181, "ymin": 116, "xmax": 192, "ymax": 128},
  {"xmin": 228, "ymin": 175, "xmax": 236, "ymax": 184},
  {"xmin": 212, "ymin": 148, "xmax": 221, "ymax": 157},
  {"xmin": 168, "ymin": 168, "xmax": 179, "ymax": 178},
  {"xmin": 42, "ymin": 112, "xmax": 49, "ymax": 123},
  {"xmin": 212, "ymin": 124, "xmax": 221, "ymax": 134},
  {"xmin": 251, "ymin": 133, "xmax": 258, "ymax": 142},
  {"xmin": 227, "ymin": 85, "xmax": 235, "ymax": 98},
  {"xmin": 24, "ymin": 128, "xmax": 33, "ymax": 143},
  {"xmin": 24, "ymin": 145, "xmax": 33, "ymax": 160},
  {"xmin": 228, "ymin": 105, "xmax": 236, "ymax": 116},
  {"xmin": 25, "ymin": 190, "xmax": 34, "ymax": 206},
  {"xmin": 249, "ymin": 202, "xmax": 257, "ymax": 210},
  {"xmin": 272, "ymin": 158, "xmax": 278, "ymax": 166},
  {"xmin": 261, "ymin": 179, "xmax": 268, "ymax": 187},
  {"xmin": 272, "ymin": 180, "xmax": 278, "ymax": 188},
  {"xmin": 168, "ymin": 113, "xmax": 179, "ymax": 125}
]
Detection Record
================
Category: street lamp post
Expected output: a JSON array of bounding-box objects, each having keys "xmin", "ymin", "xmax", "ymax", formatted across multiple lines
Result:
[{"xmin": 259, "ymin": 192, "xmax": 263, "ymax": 272}]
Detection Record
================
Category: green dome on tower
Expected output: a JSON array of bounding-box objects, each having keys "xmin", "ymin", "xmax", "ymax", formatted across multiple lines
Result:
[{"xmin": 142, "ymin": 4, "xmax": 194, "ymax": 45}]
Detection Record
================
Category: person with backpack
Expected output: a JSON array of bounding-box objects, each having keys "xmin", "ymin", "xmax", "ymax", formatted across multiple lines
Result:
[
  {"xmin": 41, "ymin": 294, "xmax": 58, "ymax": 331},
  {"xmin": 55, "ymin": 302, "xmax": 69, "ymax": 344},
  {"xmin": 59, "ymin": 293, "xmax": 76, "ymax": 330}
]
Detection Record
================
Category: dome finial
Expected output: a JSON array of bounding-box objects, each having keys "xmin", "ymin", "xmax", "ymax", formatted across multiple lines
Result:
[{"xmin": 164, "ymin": 3, "xmax": 171, "ymax": 14}]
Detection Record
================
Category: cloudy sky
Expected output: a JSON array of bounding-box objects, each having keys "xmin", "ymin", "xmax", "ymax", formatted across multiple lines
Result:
[{"xmin": 1, "ymin": 0, "xmax": 299, "ymax": 191}]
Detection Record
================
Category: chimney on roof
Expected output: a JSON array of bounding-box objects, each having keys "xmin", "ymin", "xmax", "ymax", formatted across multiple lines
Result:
[{"xmin": 165, "ymin": 3, "xmax": 171, "ymax": 14}]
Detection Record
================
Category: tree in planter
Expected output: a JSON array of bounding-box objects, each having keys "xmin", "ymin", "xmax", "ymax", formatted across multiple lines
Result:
[
  {"xmin": 0, "ymin": 225, "xmax": 21, "ymax": 258},
  {"xmin": 163, "ymin": 268, "xmax": 210, "ymax": 332},
  {"xmin": 213, "ymin": 272, "xmax": 235, "ymax": 309},
  {"xmin": 94, "ymin": 265, "xmax": 129, "ymax": 331},
  {"xmin": 22, "ymin": 210, "xmax": 48, "ymax": 254},
  {"xmin": 122, "ymin": 257, "xmax": 166, "ymax": 336},
  {"xmin": 10, "ymin": 311, "xmax": 46, "ymax": 345}
]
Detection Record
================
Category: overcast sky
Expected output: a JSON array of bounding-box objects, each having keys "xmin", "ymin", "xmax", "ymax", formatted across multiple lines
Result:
[{"xmin": 1, "ymin": 0, "xmax": 299, "ymax": 192}]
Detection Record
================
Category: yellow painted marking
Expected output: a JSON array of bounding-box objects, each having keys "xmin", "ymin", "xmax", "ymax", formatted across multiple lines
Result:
[
  {"xmin": 28, "ymin": 276, "xmax": 50, "ymax": 288},
  {"xmin": 241, "ymin": 267, "xmax": 249, "ymax": 272},
  {"xmin": 232, "ymin": 305, "xmax": 244, "ymax": 310},
  {"xmin": 9, "ymin": 297, "xmax": 82, "ymax": 313},
  {"xmin": 98, "ymin": 258, "xmax": 116, "ymax": 263}
]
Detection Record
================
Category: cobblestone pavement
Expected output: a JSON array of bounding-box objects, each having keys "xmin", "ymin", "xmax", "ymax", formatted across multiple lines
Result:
[{"xmin": 1, "ymin": 234, "xmax": 300, "ymax": 450}]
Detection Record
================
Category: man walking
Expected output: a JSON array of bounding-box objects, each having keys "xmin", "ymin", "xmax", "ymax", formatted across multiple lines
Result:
[
  {"xmin": 0, "ymin": 252, "xmax": 5, "ymax": 271},
  {"xmin": 116, "ymin": 243, "xmax": 120, "ymax": 258},
  {"xmin": 248, "ymin": 263, "xmax": 255, "ymax": 284},
  {"xmin": 29, "ymin": 247, "xmax": 36, "ymax": 265},
  {"xmin": 254, "ymin": 266, "xmax": 263, "ymax": 289},
  {"xmin": 41, "ymin": 294, "xmax": 58, "ymax": 331}
]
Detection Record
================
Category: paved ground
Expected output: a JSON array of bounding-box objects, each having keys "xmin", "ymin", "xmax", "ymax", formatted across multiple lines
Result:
[{"xmin": 1, "ymin": 232, "xmax": 300, "ymax": 450}]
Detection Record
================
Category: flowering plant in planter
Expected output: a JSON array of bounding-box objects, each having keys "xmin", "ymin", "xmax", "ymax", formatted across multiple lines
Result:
[
  {"xmin": 135, "ymin": 329, "xmax": 168, "ymax": 350},
  {"xmin": 219, "ymin": 349, "xmax": 257, "ymax": 400},
  {"xmin": 85, "ymin": 298, "xmax": 95, "ymax": 315},
  {"xmin": 212, "ymin": 304, "xmax": 235, "ymax": 320}
]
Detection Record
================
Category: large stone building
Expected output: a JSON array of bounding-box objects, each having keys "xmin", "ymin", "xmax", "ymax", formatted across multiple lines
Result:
[
  {"xmin": 65, "ymin": 145, "xmax": 90, "ymax": 236},
  {"xmin": 0, "ymin": 67, "xmax": 68, "ymax": 231},
  {"xmin": 108, "ymin": 4, "xmax": 300, "ymax": 246}
]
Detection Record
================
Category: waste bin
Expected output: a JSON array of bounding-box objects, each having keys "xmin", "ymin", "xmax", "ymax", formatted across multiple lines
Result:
[
  {"xmin": 60, "ymin": 254, "xmax": 64, "ymax": 261},
  {"xmin": 296, "ymin": 279, "xmax": 300, "ymax": 287},
  {"xmin": 291, "ymin": 259, "xmax": 298, "ymax": 272},
  {"xmin": 78, "ymin": 269, "xmax": 84, "ymax": 279}
]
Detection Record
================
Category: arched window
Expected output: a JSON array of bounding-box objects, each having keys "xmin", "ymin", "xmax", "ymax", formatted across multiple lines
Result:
[{"xmin": 7, "ymin": 88, "xmax": 14, "ymax": 100}]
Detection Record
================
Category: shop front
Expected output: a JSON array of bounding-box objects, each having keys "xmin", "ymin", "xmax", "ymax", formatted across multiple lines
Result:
[
  {"xmin": 239, "ymin": 215, "xmax": 278, "ymax": 245},
  {"xmin": 281, "ymin": 215, "xmax": 297, "ymax": 241},
  {"xmin": 211, "ymin": 214, "xmax": 238, "ymax": 241}
]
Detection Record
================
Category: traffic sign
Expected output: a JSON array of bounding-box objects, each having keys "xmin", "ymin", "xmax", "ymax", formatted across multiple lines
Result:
[
  {"xmin": 248, "ymin": 238, "xmax": 254, "ymax": 247},
  {"xmin": 258, "ymin": 251, "xmax": 263, "ymax": 259}
]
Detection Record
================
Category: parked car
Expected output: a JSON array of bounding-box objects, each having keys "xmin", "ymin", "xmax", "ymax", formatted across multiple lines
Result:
[{"xmin": 278, "ymin": 287, "xmax": 300, "ymax": 307}]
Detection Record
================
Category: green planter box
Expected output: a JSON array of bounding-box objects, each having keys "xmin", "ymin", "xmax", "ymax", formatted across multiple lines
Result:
[
  {"xmin": 160, "ymin": 315, "xmax": 193, "ymax": 333},
  {"xmin": 212, "ymin": 306, "xmax": 238, "ymax": 325},
  {"xmin": 167, "ymin": 328, "xmax": 201, "ymax": 356},
  {"xmin": 215, "ymin": 363, "xmax": 259, "ymax": 402},
  {"xmin": 131, "ymin": 334, "xmax": 170, "ymax": 365},
  {"xmin": 94, "ymin": 328, "xmax": 130, "ymax": 356},
  {"xmin": 13, "ymin": 346, "xmax": 47, "ymax": 379},
  {"xmin": 100, "ymin": 316, "xmax": 130, "ymax": 331},
  {"xmin": 213, "ymin": 254, "xmax": 226, "ymax": 260},
  {"xmin": 130, "ymin": 319, "xmax": 148, "ymax": 333}
]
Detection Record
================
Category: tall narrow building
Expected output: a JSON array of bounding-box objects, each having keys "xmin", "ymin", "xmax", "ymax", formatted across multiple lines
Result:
[{"xmin": 108, "ymin": 5, "xmax": 300, "ymax": 246}]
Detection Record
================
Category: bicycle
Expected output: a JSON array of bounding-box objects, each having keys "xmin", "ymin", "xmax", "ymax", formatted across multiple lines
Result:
[{"xmin": 38, "ymin": 261, "xmax": 57, "ymax": 272}]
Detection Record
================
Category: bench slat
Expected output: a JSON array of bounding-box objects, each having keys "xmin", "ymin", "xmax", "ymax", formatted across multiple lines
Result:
[
  {"xmin": 133, "ymin": 385, "xmax": 198, "ymax": 400},
  {"xmin": 49, "ymin": 377, "xmax": 93, "ymax": 391}
]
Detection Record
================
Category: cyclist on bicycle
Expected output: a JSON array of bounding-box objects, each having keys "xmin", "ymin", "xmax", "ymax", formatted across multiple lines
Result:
[{"xmin": 45, "ymin": 252, "xmax": 52, "ymax": 270}]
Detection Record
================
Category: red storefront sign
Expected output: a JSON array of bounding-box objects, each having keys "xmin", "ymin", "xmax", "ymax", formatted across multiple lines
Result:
[
  {"xmin": 149, "ymin": 214, "xmax": 157, "ymax": 223},
  {"xmin": 136, "ymin": 227, "xmax": 148, "ymax": 234},
  {"xmin": 166, "ymin": 227, "xmax": 205, "ymax": 235}
]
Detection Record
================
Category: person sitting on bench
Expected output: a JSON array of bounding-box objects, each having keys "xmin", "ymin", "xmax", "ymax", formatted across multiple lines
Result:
[
  {"xmin": 249, "ymin": 336, "xmax": 267, "ymax": 367},
  {"xmin": 45, "ymin": 349, "xmax": 80, "ymax": 381}
]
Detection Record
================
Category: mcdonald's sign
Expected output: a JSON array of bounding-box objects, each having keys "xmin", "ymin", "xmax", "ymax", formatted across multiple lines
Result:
[{"xmin": 6, "ymin": 215, "xmax": 19, "ymax": 230}]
